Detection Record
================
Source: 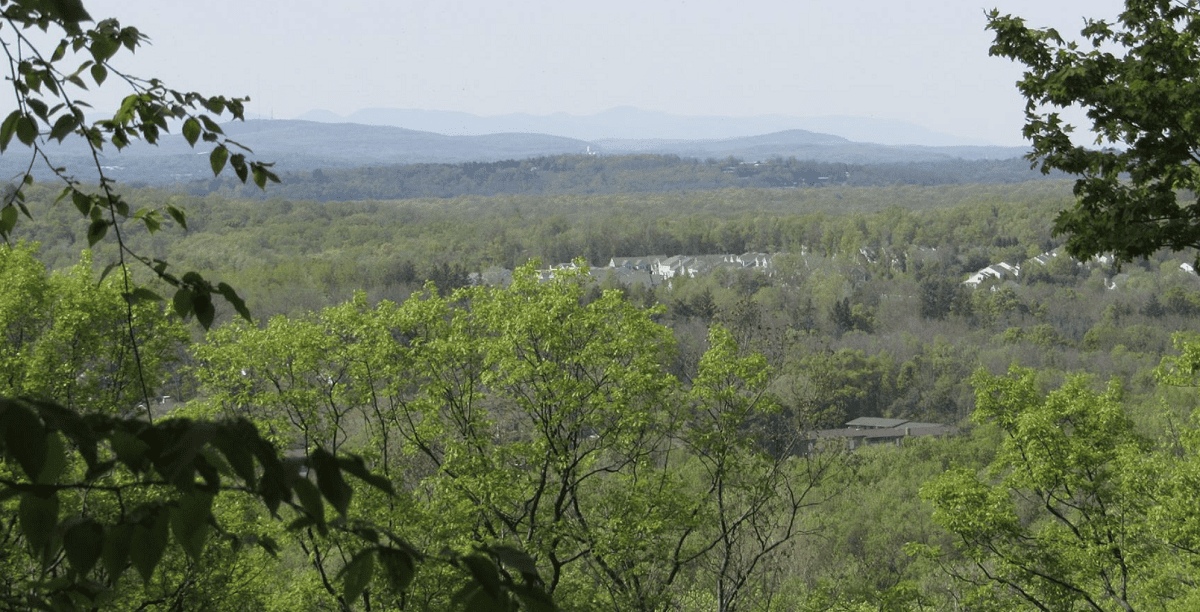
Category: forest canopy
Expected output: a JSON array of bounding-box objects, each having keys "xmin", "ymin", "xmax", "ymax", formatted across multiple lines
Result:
[{"xmin": 6, "ymin": 0, "xmax": 1200, "ymax": 610}]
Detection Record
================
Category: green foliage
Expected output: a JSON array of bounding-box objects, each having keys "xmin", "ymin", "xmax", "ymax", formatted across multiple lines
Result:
[
  {"xmin": 922, "ymin": 363, "xmax": 1200, "ymax": 611},
  {"xmin": 0, "ymin": 397, "xmax": 355, "ymax": 607},
  {"xmin": 682, "ymin": 325, "xmax": 833, "ymax": 612},
  {"xmin": 0, "ymin": 4, "xmax": 563, "ymax": 609},
  {"xmin": 185, "ymin": 154, "xmax": 1061, "ymax": 203},
  {"xmin": 188, "ymin": 269, "xmax": 841, "ymax": 611},
  {"xmin": 988, "ymin": 1, "xmax": 1200, "ymax": 263},
  {"xmin": 0, "ymin": 0, "xmax": 279, "ymax": 326},
  {"xmin": 0, "ymin": 243, "xmax": 187, "ymax": 414},
  {"xmin": 0, "ymin": 389, "xmax": 555, "ymax": 611}
]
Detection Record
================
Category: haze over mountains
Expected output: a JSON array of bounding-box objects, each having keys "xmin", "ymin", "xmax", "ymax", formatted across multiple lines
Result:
[
  {"xmin": 293, "ymin": 106, "xmax": 999, "ymax": 147},
  {"xmin": 5, "ymin": 107, "xmax": 1031, "ymax": 185}
]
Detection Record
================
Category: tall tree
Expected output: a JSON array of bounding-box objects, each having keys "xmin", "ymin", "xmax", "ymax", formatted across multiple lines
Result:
[
  {"xmin": 987, "ymin": 0, "xmax": 1200, "ymax": 263},
  {"xmin": 920, "ymin": 365, "xmax": 1200, "ymax": 611}
]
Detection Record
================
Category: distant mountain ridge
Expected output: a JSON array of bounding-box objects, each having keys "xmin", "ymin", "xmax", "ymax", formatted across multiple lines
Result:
[
  {"xmin": 294, "ymin": 106, "xmax": 998, "ymax": 147},
  {"xmin": 212, "ymin": 120, "xmax": 1027, "ymax": 166},
  {"xmin": 3, "ymin": 117, "xmax": 1030, "ymax": 186}
]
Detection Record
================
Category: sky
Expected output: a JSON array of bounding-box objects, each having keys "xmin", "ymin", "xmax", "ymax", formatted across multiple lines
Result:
[{"xmin": 90, "ymin": 0, "xmax": 1128, "ymax": 147}]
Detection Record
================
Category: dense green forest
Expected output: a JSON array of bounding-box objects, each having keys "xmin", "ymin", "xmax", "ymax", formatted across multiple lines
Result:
[
  {"xmin": 7, "ymin": 172, "xmax": 1200, "ymax": 610},
  {"xmin": 182, "ymin": 154, "xmax": 1062, "ymax": 202},
  {"xmin": 7, "ymin": 0, "xmax": 1200, "ymax": 610}
]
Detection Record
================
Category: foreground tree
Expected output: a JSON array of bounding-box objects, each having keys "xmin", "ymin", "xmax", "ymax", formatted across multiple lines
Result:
[
  {"xmin": 987, "ymin": 0, "xmax": 1200, "ymax": 263},
  {"xmin": 681, "ymin": 325, "xmax": 830, "ymax": 612},
  {"xmin": 0, "ymin": 2, "xmax": 557, "ymax": 609},
  {"xmin": 190, "ymin": 269, "xmax": 838, "ymax": 611},
  {"xmin": 920, "ymin": 364, "xmax": 1200, "ymax": 611},
  {"xmin": 0, "ymin": 0, "xmax": 280, "ymax": 328}
]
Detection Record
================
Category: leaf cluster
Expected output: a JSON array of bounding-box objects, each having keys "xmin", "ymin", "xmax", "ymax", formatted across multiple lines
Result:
[
  {"xmin": 0, "ymin": 395, "xmax": 544, "ymax": 610},
  {"xmin": 0, "ymin": 0, "xmax": 280, "ymax": 328}
]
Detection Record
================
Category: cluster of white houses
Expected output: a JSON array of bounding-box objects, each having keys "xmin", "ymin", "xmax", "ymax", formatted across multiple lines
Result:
[
  {"xmin": 490, "ymin": 245, "xmax": 1200, "ymax": 293},
  {"xmin": 530, "ymin": 252, "xmax": 778, "ymax": 287},
  {"xmin": 962, "ymin": 247, "xmax": 1200, "ymax": 290},
  {"xmin": 961, "ymin": 248, "xmax": 1090, "ymax": 288}
]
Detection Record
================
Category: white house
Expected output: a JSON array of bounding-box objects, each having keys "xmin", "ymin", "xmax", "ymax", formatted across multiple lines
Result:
[{"xmin": 963, "ymin": 262, "xmax": 1019, "ymax": 287}]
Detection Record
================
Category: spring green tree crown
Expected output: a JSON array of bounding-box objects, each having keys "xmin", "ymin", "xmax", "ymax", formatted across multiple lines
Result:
[{"xmin": 0, "ymin": 1, "xmax": 556, "ymax": 609}]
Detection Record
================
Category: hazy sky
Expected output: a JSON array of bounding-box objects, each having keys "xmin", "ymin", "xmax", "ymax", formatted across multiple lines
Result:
[{"xmin": 96, "ymin": 0, "xmax": 1127, "ymax": 146}]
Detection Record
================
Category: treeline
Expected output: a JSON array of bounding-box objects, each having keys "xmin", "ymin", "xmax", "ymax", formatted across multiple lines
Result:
[
  {"xmin": 14, "ymin": 179, "xmax": 1073, "ymax": 298},
  {"xmin": 179, "ymin": 154, "xmax": 1060, "ymax": 202},
  {"xmin": 13, "ymin": 178, "xmax": 1200, "ymax": 430}
]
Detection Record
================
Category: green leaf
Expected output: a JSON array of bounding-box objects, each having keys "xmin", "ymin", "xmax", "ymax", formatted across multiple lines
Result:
[
  {"xmin": 83, "ymin": 459, "xmax": 116, "ymax": 482},
  {"xmin": 216, "ymin": 282, "xmax": 251, "ymax": 323},
  {"xmin": 111, "ymin": 128, "xmax": 129, "ymax": 149},
  {"xmin": 510, "ymin": 584, "xmax": 557, "ymax": 612},
  {"xmin": 110, "ymin": 429, "xmax": 150, "ymax": 472},
  {"xmin": 71, "ymin": 191, "xmax": 91, "ymax": 216},
  {"xmin": 172, "ymin": 288, "xmax": 194, "ymax": 319},
  {"xmin": 461, "ymin": 554, "xmax": 503, "ymax": 600},
  {"xmin": 141, "ymin": 211, "xmax": 161, "ymax": 233},
  {"xmin": 0, "ymin": 205, "xmax": 16, "ymax": 236},
  {"xmin": 231, "ymin": 153, "xmax": 248, "ymax": 183},
  {"xmin": 170, "ymin": 491, "xmax": 213, "ymax": 561},
  {"xmin": 36, "ymin": 430, "xmax": 67, "ymax": 485},
  {"xmin": 141, "ymin": 123, "xmax": 160, "ymax": 144},
  {"xmin": 194, "ymin": 292, "xmax": 215, "ymax": 329},
  {"xmin": 19, "ymin": 491, "xmax": 59, "ymax": 564},
  {"xmin": 86, "ymin": 218, "xmax": 109, "ymax": 247},
  {"xmin": 102, "ymin": 523, "xmax": 133, "ymax": 580},
  {"xmin": 252, "ymin": 165, "xmax": 269, "ymax": 189},
  {"xmin": 378, "ymin": 547, "xmax": 416, "ymax": 594},
  {"xmin": 490, "ymin": 545, "xmax": 540, "ymax": 577},
  {"xmin": 290, "ymin": 477, "xmax": 326, "ymax": 528},
  {"xmin": 129, "ymin": 508, "xmax": 169, "ymax": 584},
  {"xmin": 209, "ymin": 145, "xmax": 229, "ymax": 176},
  {"xmin": 182, "ymin": 118, "xmax": 201, "ymax": 147},
  {"xmin": 90, "ymin": 35, "xmax": 119, "ymax": 63},
  {"xmin": 98, "ymin": 262, "xmax": 120, "ymax": 284},
  {"xmin": 198, "ymin": 114, "xmax": 223, "ymax": 134},
  {"xmin": 3, "ymin": 401, "xmax": 47, "ymax": 480},
  {"xmin": 63, "ymin": 518, "xmax": 104, "ymax": 576},
  {"xmin": 115, "ymin": 95, "xmax": 139, "ymax": 124},
  {"xmin": 1, "ymin": 110, "xmax": 22, "ymax": 151},
  {"xmin": 165, "ymin": 205, "xmax": 188, "ymax": 229},
  {"xmin": 339, "ymin": 548, "xmax": 375, "ymax": 604},
  {"xmin": 112, "ymin": 196, "xmax": 129, "ymax": 217},
  {"xmin": 211, "ymin": 429, "xmax": 255, "ymax": 486},
  {"xmin": 285, "ymin": 514, "xmax": 319, "ymax": 533},
  {"xmin": 48, "ymin": 0, "xmax": 92, "ymax": 24},
  {"xmin": 119, "ymin": 26, "xmax": 142, "ymax": 51},
  {"xmin": 311, "ymin": 448, "xmax": 353, "ymax": 516},
  {"xmin": 125, "ymin": 287, "xmax": 163, "ymax": 305},
  {"xmin": 24, "ymin": 70, "xmax": 43, "ymax": 93},
  {"xmin": 15, "ymin": 115, "xmax": 37, "ymax": 146},
  {"xmin": 337, "ymin": 454, "xmax": 394, "ymax": 495},
  {"xmin": 455, "ymin": 585, "xmax": 509, "ymax": 612},
  {"xmin": 49, "ymin": 113, "xmax": 78, "ymax": 142},
  {"xmin": 90, "ymin": 63, "xmax": 107, "ymax": 87},
  {"xmin": 204, "ymin": 98, "xmax": 227, "ymax": 115},
  {"xmin": 27, "ymin": 99, "xmax": 48, "ymax": 121}
]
